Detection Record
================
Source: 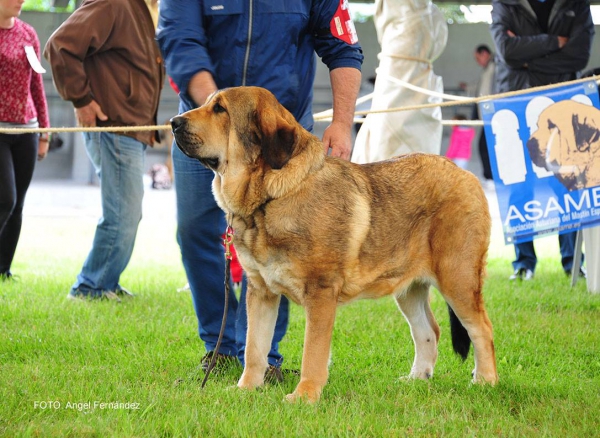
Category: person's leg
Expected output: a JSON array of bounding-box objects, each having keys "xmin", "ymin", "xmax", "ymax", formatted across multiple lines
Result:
[
  {"xmin": 511, "ymin": 241, "xmax": 536, "ymax": 279},
  {"xmin": 0, "ymin": 133, "xmax": 37, "ymax": 275},
  {"xmin": 70, "ymin": 133, "xmax": 145, "ymax": 296},
  {"xmin": 558, "ymin": 231, "xmax": 583, "ymax": 273},
  {"xmin": 172, "ymin": 145, "xmax": 239, "ymax": 357},
  {"xmin": 0, "ymin": 135, "xmax": 16, "ymax": 239}
]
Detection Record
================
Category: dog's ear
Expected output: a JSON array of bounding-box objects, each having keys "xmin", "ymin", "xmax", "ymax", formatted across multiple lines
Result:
[
  {"xmin": 573, "ymin": 113, "xmax": 600, "ymax": 153},
  {"xmin": 256, "ymin": 107, "xmax": 296, "ymax": 170}
]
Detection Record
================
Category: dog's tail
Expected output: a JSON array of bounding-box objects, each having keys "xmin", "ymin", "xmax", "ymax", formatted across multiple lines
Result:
[{"xmin": 448, "ymin": 304, "xmax": 470, "ymax": 360}]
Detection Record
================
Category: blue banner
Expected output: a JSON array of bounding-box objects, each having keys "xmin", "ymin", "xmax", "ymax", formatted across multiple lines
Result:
[{"xmin": 481, "ymin": 80, "xmax": 600, "ymax": 244}]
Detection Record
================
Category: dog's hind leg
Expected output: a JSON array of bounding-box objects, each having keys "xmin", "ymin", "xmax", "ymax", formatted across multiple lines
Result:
[
  {"xmin": 285, "ymin": 293, "xmax": 337, "ymax": 404},
  {"xmin": 438, "ymin": 272, "xmax": 498, "ymax": 385},
  {"xmin": 395, "ymin": 281, "xmax": 440, "ymax": 380},
  {"xmin": 238, "ymin": 285, "xmax": 280, "ymax": 390}
]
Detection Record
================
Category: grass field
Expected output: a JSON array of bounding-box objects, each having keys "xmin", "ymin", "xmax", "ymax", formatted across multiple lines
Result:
[{"xmin": 1, "ymin": 186, "xmax": 599, "ymax": 437}]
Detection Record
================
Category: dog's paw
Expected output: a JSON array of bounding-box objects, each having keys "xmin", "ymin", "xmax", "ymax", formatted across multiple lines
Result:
[
  {"xmin": 471, "ymin": 369, "xmax": 499, "ymax": 386},
  {"xmin": 401, "ymin": 368, "xmax": 433, "ymax": 381},
  {"xmin": 284, "ymin": 391, "xmax": 319, "ymax": 404},
  {"xmin": 284, "ymin": 381, "xmax": 322, "ymax": 403},
  {"xmin": 237, "ymin": 371, "xmax": 265, "ymax": 390}
]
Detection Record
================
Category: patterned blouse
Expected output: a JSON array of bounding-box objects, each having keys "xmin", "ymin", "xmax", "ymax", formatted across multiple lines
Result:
[{"xmin": 0, "ymin": 19, "xmax": 49, "ymax": 128}]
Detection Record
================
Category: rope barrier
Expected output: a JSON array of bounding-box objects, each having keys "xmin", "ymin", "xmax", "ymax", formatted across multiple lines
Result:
[
  {"xmin": 441, "ymin": 119, "xmax": 483, "ymax": 126},
  {"xmin": 375, "ymin": 71, "xmax": 472, "ymax": 102},
  {"xmin": 1, "ymin": 75, "xmax": 598, "ymax": 135},
  {"xmin": 317, "ymin": 75, "xmax": 600, "ymax": 121},
  {"xmin": 0, "ymin": 124, "xmax": 171, "ymax": 135},
  {"xmin": 313, "ymin": 92, "xmax": 374, "ymax": 119}
]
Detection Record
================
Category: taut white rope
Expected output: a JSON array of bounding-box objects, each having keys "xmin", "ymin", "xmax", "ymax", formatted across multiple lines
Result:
[{"xmin": 2, "ymin": 76, "xmax": 598, "ymax": 133}]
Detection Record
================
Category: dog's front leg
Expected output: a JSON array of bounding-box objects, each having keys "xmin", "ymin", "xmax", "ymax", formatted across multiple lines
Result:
[
  {"xmin": 238, "ymin": 284, "xmax": 280, "ymax": 390},
  {"xmin": 286, "ymin": 294, "xmax": 337, "ymax": 404}
]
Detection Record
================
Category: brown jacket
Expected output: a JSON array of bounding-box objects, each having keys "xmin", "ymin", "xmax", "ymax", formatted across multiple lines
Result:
[{"xmin": 44, "ymin": 0, "xmax": 164, "ymax": 145}]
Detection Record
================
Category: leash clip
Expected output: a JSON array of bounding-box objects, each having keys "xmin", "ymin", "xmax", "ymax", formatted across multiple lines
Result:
[{"xmin": 223, "ymin": 225, "xmax": 234, "ymax": 260}]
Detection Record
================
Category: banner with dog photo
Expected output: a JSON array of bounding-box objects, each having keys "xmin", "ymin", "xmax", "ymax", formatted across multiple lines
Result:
[{"xmin": 480, "ymin": 80, "xmax": 600, "ymax": 244}]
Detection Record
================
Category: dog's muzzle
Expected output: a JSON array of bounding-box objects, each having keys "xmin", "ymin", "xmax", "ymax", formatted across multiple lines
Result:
[
  {"xmin": 170, "ymin": 115, "xmax": 194, "ymax": 157},
  {"xmin": 170, "ymin": 115, "xmax": 217, "ymax": 169}
]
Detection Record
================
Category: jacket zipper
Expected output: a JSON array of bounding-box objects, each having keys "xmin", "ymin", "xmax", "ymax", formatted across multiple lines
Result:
[{"xmin": 242, "ymin": 0, "xmax": 253, "ymax": 86}]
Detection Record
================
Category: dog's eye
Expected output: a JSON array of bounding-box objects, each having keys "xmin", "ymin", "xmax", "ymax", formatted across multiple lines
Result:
[
  {"xmin": 548, "ymin": 121, "xmax": 556, "ymax": 130},
  {"xmin": 213, "ymin": 102, "xmax": 226, "ymax": 114}
]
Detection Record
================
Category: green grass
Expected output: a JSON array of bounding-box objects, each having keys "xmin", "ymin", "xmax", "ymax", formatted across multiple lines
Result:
[{"xmin": 1, "ymin": 214, "xmax": 600, "ymax": 437}]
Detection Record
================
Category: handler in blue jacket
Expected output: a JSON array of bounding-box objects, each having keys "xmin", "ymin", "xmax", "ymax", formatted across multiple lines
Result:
[{"xmin": 157, "ymin": 0, "xmax": 363, "ymax": 379}]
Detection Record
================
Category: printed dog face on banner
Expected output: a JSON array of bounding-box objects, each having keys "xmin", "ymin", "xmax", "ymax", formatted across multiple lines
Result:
[
  {"xmin": 527, "ymin": 100, "xmax": 600, "ymax": 191},
  {"xmin": 480, "ymin": 80, "xmax": 600, "ymax": 245}
]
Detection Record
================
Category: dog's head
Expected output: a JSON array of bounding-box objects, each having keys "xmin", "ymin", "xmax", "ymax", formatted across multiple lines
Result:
[
  {"xmin": 526, "ymin": 100, "xmax": 600, "ymax": 191},
  {"xmin": 171, "ymin": 86, "xmax": 306, "ymax": 173},
  {"xmin": 171, "ymin": 86, "xmax": 324, "ymax": 212}
]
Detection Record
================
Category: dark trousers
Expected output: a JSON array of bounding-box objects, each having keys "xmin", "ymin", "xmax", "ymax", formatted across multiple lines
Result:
[
  {"xmin": 0, "ymin": 133, "xmax": 38, "ymax": 275},
  {"xmin": 512, "ymin": 231, "xmax": 581, "ymax": 273}
]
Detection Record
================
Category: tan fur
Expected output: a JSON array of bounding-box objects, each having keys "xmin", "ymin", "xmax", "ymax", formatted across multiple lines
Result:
[
  {"xmin": 171, "ymin": 86, "xmax": 498, "ymax": 403},
  {"xmin": 527, "ymin": 100, "xmax": 600, "ymax": 191}
]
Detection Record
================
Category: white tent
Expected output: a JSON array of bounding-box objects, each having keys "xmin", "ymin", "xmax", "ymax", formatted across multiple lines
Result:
[{"xmin": 351, "ymin": 0, "xmax": 448, "ymax": 163}]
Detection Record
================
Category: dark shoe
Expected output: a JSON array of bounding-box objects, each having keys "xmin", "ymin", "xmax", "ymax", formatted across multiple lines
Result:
[
  {"xmin": 67, "ymin": 289, "xmax": 122, "ymax": 302},
  {"xmin": 264, "ymin": 365, "xmax": 300, "ymax": 384},
  {"xmin": 565, "ymin": 267, "xmax": 587, "ymax": 278},
  {"xmin": 264, "ymin": 365, "xmax": 284, "ymax": 384},
  {"xmin": 0, "ymin": 272, "xmax": 17, "ymax": 282},
  {"xmin": 114, "ymin": 286, "xmax": 135, "ymax": 298},
  {"xmin": 201, "ymin": 351, "xmax": 239, "ymax": 373},
  {"xmin": 509, "ymin": 268, "xmax": 534, "ymax": 281}
]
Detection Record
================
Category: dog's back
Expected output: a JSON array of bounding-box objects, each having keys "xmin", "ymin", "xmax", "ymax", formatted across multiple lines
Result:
[{"xmin": 306, "ymin": 153, "xmax": 491, "ymax": 306}]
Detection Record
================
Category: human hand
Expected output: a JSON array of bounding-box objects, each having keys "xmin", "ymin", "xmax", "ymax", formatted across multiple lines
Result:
[
  {"xmin": 322, "ymin": 121, "xmax": 352, "ymax": 160},
  {"xmin": 188, "ymin": 71, "xmax": 218, "ymax": 107},
  {"xmin": 38, "ymin": 135, "xmax": 49, "ymax": 161},
  {"xmin": 558, "ymin": 36, "xmax": 569, "ymax": 48},
  {"xmin": 75, "ymin": 100, "xmax": 108, "ymax": 127}
]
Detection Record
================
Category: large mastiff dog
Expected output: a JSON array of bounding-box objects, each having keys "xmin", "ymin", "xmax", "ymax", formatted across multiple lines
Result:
[{"xmin": 171, "ymin": 86, "xmax": 498, "ymax": 403}]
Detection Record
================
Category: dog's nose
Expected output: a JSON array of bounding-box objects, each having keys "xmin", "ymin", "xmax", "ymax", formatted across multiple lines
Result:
[
  {"xmin": 170, "ymin": 116, "xmax": 187, "ymax": 133},
  {"xmin": 526, "ymin": 137, "xmax": 539, "ymax": 153}
]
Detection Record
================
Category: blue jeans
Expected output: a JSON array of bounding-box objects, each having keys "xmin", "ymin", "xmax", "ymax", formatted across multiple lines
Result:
[
  {"xmin": 512, "ymin": 231, "xmax": 582, "ymax": 273},
  {"xmin": 172, "ymin": 145, "xmax": 289, "ymax": 367},
  {"xmin": 71, "ymin": 132, "xmax": 146, "ymax": 297}
]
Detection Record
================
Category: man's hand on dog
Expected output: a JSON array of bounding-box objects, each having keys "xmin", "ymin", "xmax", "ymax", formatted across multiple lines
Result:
[{"xmin": 322, "ymin": 120, "xmax": 352, "ymax": 160}]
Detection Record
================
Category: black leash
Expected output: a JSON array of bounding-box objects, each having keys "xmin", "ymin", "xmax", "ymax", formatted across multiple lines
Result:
[{"xmin": 201, "ymin": 221, "xmax": 234, "ymax": 388}]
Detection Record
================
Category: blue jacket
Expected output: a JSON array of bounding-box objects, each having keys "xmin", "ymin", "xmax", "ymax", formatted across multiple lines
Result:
[
  {"xmin": 157, "ymin": 0, "xmax": 363, "ymax": 131},
  {"xmin": 490, "ymin": 0, "xmax": 594, "ymax": 93}
]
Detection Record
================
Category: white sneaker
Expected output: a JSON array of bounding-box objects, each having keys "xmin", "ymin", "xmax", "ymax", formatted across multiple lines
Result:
[
  {"xmin": 509, "ymin": 268, "xmax": 534, "ymax": 281},
  {"xmin": 177, "ymin": 282, "xmax": 190, "ymax": 292},
  {"xmin": 483, "ymin": 179, "xmax": 495, "ymax": 191}
]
